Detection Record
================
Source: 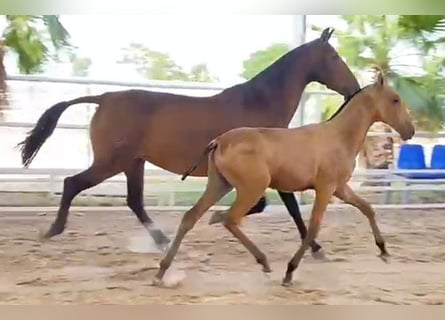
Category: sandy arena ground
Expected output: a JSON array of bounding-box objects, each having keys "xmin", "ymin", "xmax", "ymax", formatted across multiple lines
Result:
[{"xmin": 1, "ymin": 207, "xmax": 445, "ymax": 304}]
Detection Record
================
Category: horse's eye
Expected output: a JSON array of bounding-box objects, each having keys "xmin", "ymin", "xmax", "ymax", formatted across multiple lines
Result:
[{"xmin": 393, "ymin": 98, "xmax": 399, "ymax": 104}]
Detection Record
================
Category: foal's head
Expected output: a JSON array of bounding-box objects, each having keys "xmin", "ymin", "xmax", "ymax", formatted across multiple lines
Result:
[
  {"xmin": 309, "ymin": 28, "xmax": 360, "ymax": 99},
  {"xmin": 366, "ymin": 72, "xmax": 415, "ymax": 141}
]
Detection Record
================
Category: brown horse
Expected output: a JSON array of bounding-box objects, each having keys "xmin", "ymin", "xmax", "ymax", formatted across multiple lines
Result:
[
  {"xmin": 153, "ymin": 71, "xmax": 415, "ymax": 287},
  {"xmin": 17, "ymin": 28, "xmax": 359, "ymax": 253}
]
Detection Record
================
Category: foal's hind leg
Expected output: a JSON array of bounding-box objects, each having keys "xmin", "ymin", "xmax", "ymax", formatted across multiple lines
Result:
[
  {"xmin": 210, "ymin": 191, "xmax": 325, "ymax": 260},
  {"xmin": 124, "ymin": 158, "xmax": 170, "ymax": 251},
  {"xmin": 41, "ymin": 162, "xmax": 121, "ymax": 240},
  {"xmin": 223, "ymin": 188, "xmax": 272, "ymax": 273},
  {"xmin": 334, "ymin": 184, "xmax": 389, "ymax": 262},
  {"xmin": 154, "ymin": 162, "xmax": 232, "ymax": 284},
  {"xmin": 278, "ymin": 191, "xmax": 324, "ymax": 258}
]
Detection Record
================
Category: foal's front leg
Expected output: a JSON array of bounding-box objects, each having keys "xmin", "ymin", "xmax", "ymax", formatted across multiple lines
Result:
[
  {"xmin": 334, "ymin": 184, "xmax": 389, "ymax": 262},
  {"xmin": 277, "ymin": 191, "xmax": 324, "ymax": 258}
]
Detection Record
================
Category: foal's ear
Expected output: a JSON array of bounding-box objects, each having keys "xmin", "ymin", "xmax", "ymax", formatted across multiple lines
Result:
[
  {"xmin": 375, "ymin": 71, "xmax": 385, "ymax": 87},
  {"xmin": 372, "ymin": 65, "xmax": 386, "ymax": 88},
  {"xmin": 320, "ymin": 27, "xmax": 335, "ymax": 42}
]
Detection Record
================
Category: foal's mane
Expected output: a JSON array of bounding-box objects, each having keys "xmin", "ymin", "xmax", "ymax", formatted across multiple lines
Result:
[{"xmin": 327, "ymin": 85, "xmax": 370, "ymax": 121}]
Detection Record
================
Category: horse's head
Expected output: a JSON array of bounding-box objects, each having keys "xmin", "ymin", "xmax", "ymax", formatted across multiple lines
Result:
[
  {"xmin": 309, "ymin": 28, "xmax": 360, "ymax": 100},
  {"xmin": 365, "ymin": 71, "xmax": 415, "ymax": 141}
]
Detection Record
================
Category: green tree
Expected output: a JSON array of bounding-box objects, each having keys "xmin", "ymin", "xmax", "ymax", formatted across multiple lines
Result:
[
  {"xmin": 318, "ymin": 15, "xmax": 445, "ymax": 131},
  {"xmin": 320, "ymin": 96, "xmax": 342, "ymax": 121},
  {"xmin": 240, "ymin": 43, "xmax": 290, "ymax": 80},
  {"xmin": 69, "ymin": 53, "xmax": 91, "ymax": 77},
  {"xmin": 0, "ymin": 15, "xmax": 71, "ymax": 117},
  {"xmin": 314, "ymin": 15, "xmax": 445, "ymax": 170},
  {"xmin": 119, "ymin": 43, "xmax": 218, "ymax": 82},
  {"xmin": 119, "ymin": 43, "xmax": 188, "ymax": 81},
  {"xmin": 188, "ymin": 63, "xmax": 219, "ymax": 83}
]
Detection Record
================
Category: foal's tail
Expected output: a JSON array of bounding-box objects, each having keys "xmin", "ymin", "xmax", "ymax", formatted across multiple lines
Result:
[
  {"xmin": 181, "ymin": 140, "xmax": 218, "ymax": 181},
  {"xmin": 17, "ymin": 95, "xmax": 103, "ymax": 168}
]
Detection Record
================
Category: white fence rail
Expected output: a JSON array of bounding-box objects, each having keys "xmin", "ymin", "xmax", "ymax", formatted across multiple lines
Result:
[{"xmin": 1, "ymin": 75, "xmax": 445, "ymax": 209}]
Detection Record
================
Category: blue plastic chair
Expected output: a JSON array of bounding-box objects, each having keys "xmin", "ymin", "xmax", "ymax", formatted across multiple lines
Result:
[
  {"xmin": 397, "ymin": 144, "xmax": 445, "ymax": 179},
  {"xmin": 429, "ymin": 144, "xmax": 445, "ymax": 178},
  {"xmin": 396, "ymin": 144, "xmax": 430, "ymax": 179},
  {"xmin": 431, "ymin": 145, "xmax": 445, "ymax": 169},
  {"xmin": 395, "ymin": 144, "xmax": 445, "ymax": 204}
]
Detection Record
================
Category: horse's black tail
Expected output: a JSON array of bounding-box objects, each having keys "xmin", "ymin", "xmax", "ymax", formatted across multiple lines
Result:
[
  {"xmin": 181, "ymin": 140, "xmax": 218, "ymax": 181},
  {"xmin": 17, "ymin": 95, "xmax": 103, "ymax": 168}
]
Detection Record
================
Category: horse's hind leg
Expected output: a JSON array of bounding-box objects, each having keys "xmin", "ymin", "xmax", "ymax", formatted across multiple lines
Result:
[
  {"xmin": 41, "ymin": 161, "xmax": 121, "ymax": 240},
  {"xmin": 245, "ymin": 195, "xmax": 268, "ymax": 215},
  {"xmin": 278, "ymin": 191, "xmax": 324, "ymax": 258},
  {"xmin": 124, "ymin": 158, "xmax": 170, "ymax": 251},
  {"xmin": 154, "ymin": 160, "xmax": 232, "ymax": 283},
  {"xmin": 209, "ymin": 194, "xmax": 267, "ymax": 224},
  {"xmin": 334, "ymin": 184, "xmax": 389, "ymax": 262}
]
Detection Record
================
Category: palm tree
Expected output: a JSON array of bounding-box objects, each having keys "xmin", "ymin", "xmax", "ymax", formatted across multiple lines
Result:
[
  {"xmin": 315, "ymin": 15, "xmax": 445, "ymax": 170},
  {"xmin": 0, "ymin": 15, "xmax": 70, "ymax": 118}
]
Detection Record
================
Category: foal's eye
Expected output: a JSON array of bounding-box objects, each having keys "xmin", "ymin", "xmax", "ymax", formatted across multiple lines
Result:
[{"xmin": 393, "ymin": 98, "xmax": 400, "ymax": 104}]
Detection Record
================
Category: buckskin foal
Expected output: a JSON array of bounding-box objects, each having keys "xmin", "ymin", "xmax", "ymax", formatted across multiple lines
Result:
[{"xmin": 155, "ymin": 71, "xmax": 414, "ymax": 287}]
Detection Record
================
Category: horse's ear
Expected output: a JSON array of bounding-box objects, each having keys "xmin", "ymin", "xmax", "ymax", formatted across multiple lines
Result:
[{"xmin": 320, "ymin": 27, "xmax": 334, "ymax": 42}]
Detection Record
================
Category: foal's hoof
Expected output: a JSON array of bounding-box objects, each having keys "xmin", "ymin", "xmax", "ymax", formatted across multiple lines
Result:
[
  {"xmin": 208, "ymin": 211, "xmax": 225, "ymax": 225},
  {"xmin": 379, "ymin": 253, "xmax": 390, "ymax": 263}
]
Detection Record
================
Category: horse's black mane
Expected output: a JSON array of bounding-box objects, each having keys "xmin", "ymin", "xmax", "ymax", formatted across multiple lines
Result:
[
  {"xmin": 234, "ymin": 39, "xmax": 316, "ymax": 105},
  {"xmin": 234, "ymin": 34, "xmax": 364, "ymax": 120},
  {"xmin": 246, "ymin": 40, "xmax": 314, "ymax": 87}
]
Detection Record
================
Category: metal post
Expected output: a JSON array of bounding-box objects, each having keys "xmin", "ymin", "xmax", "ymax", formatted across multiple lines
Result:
[
  {"xmin": 291, "ymin": 15, "xmax": 307, "ymax": 47},
  {"xmin": 291, "ymin": 15, "xmax": 306, "ymax": 203},
  {"xmin": 290, "ymin": 15, "xmax": 307, "ymax": 128}
]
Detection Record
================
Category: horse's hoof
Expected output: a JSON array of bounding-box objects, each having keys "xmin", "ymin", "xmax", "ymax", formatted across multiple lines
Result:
[
  {"xmin": 152, "ymin": 277, "xmax": 163, "ymax": 287},
  {"xmin": 150, "ymin": 229, "xmax": 171, "ymax": 251},
  {"xmin": 156, "ymin": 242, "xmax": 170, "ymax": 253},
  {"xmin": 208, "ymin": 211, "xmax": 225, "ymax": 225},
  {"xmin": 262, "ymin": 265, "xmax": 272, "ymax": 273},
  {"xmin": 38, "ymin": 228, "xmax": 60, "ymax": 242},
  {"xmin": 37, "ymin": 231, "xmax": 49, "ymax": 242},
  {"xmin": 311, "ymin": 249, "xmax": 328, "ymax": 261},
  {"xmin": 39, "ymin": 224, "xmax": 64, "ymax": 242},
  {"xmin": 379, "ymin": 253, "xmax": 390, "ymax": 263},
  {"xmin": 281, "ymin": 279, "xmax": 293, "ymax": 287}
]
